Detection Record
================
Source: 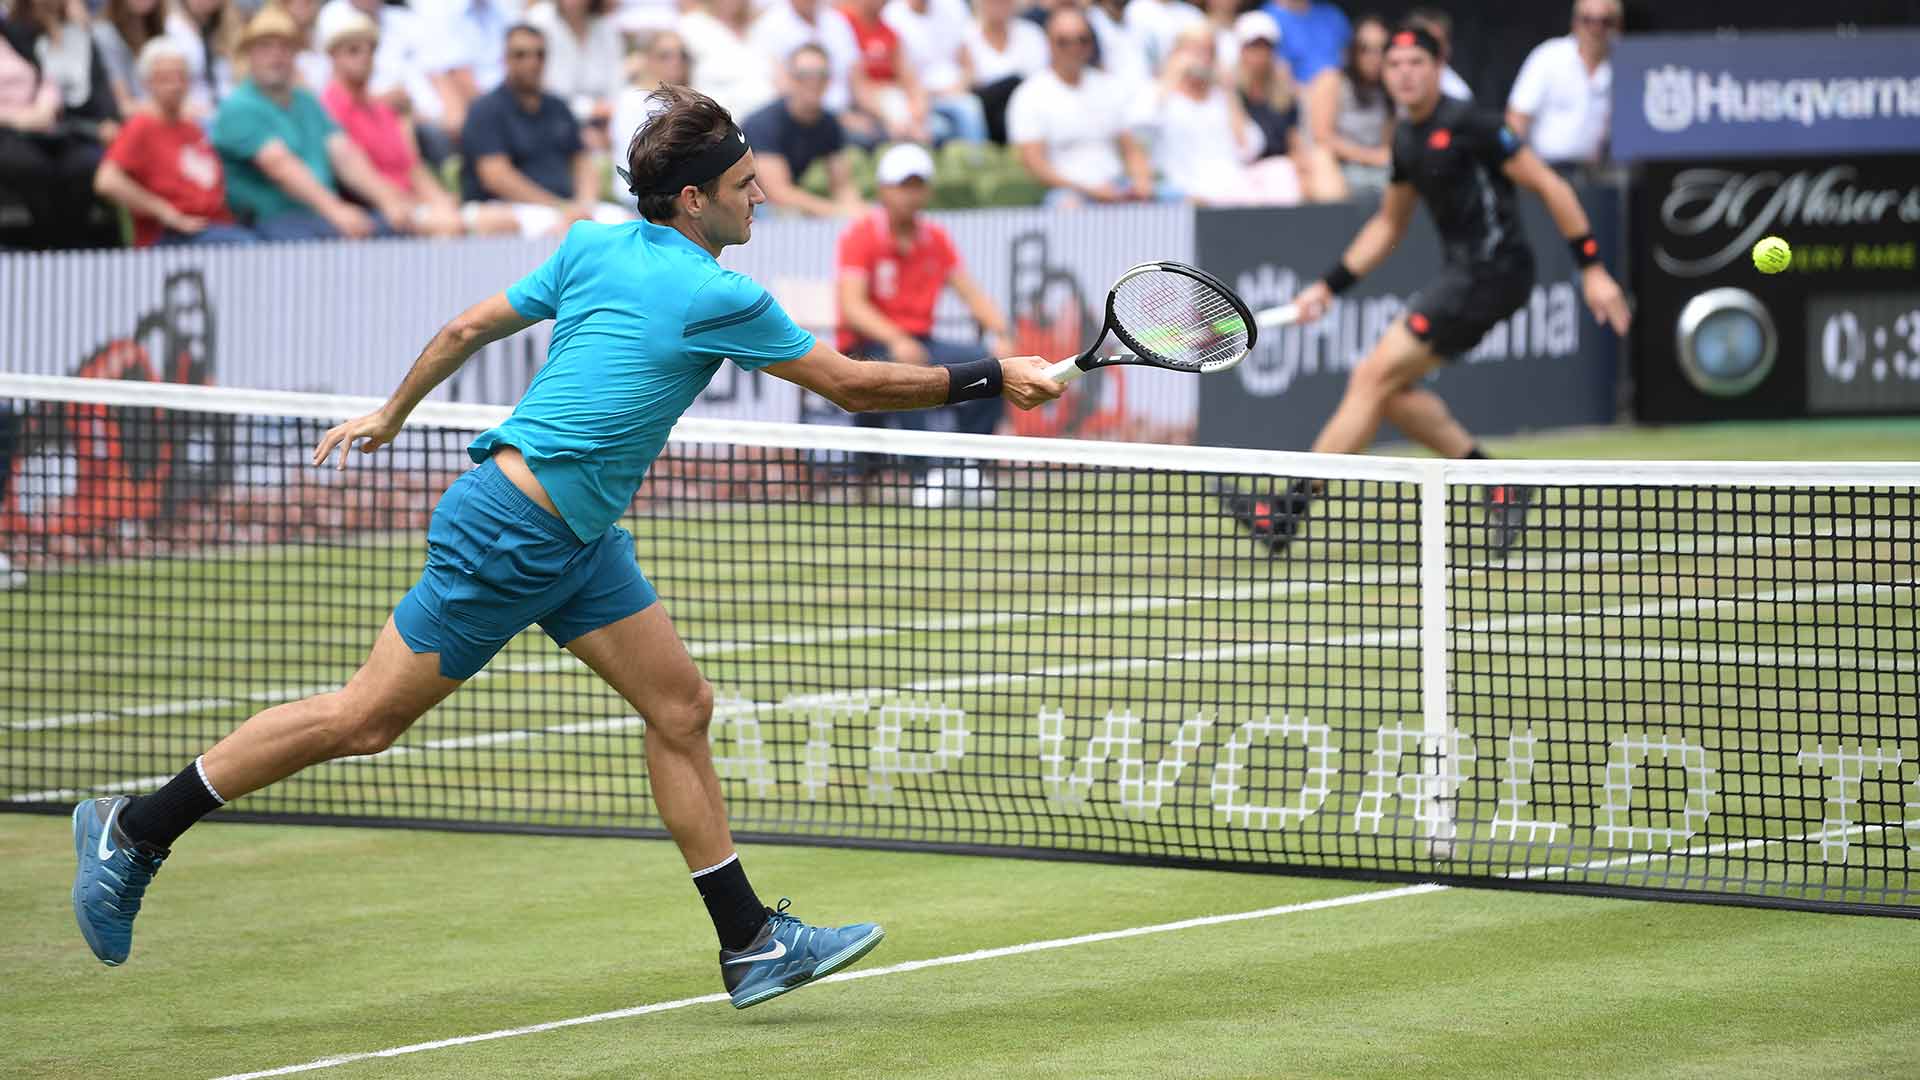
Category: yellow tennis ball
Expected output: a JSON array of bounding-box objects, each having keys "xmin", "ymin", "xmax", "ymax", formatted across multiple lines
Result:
[{"xmin": 1753, "ymin": 236, "xmax": 1791, "ymax": 274}]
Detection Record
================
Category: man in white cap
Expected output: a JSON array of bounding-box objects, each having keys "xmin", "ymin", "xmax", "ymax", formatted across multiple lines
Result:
[{"xmin": 836, "ymin": 143, "xmax": 1017, "ymax": 496}]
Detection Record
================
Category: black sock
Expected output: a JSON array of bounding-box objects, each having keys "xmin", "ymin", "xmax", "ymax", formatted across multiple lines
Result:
[
  {"xmin": 119, "ymin": 757, "xmax": 224, "ymax": 850},
  {"xmin": 1464, "ymin": 445, "xmax": 1491, "ymax": 460},
  {"xmin": 693, "ymin": 854, "xmax": 768, "ymax": 951}
]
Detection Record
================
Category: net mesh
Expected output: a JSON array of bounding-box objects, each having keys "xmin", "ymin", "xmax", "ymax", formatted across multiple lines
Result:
[
  {"xmin": 2, "ymin": 379, "xmax": 1916, "ymax": 916},
  {"xmin": 1108, "ymin": 268, "xmax": 1249, "ymax": 372}
]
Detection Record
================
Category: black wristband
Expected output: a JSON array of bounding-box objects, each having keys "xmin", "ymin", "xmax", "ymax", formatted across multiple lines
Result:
[
  {"xmin": 1569, "ymin": 234, "xmax": 1600, "ymax": 268},
  {"xmin": 945, "ymin": 357, "xmax": 1002, "ymax": 403},
  {"xmin": 1323, "ymin": 261, "xmax": 1360, "ymax": 295}
]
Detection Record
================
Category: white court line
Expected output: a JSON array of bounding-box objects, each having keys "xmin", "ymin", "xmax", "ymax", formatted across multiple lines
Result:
[
  {"xmin": 840, "ymin": 578, "xmax": 1918, "ymax": 701},
  {"xmin": 206, "ymin": 883, "xmax": 1447, "ymax": 1080},
  {"xmin": 6, "ymin": 569, "xmax": 1395, "ymax": 734},
  {"xmin": 15, "ymin": 576, "xmax": 1913, "ymax": 796},
  {"xmin": 11, "ymin": 525, "xmax": 1892, "ymax": 733},
  {"xmin": 8, "ymin": 772, "xmax": 178, "ymax": 804},
  {"xmin": 203, "ymin": 813, "xmax": 1908, "ymax": 1080},
  {"xmin": 1505, "ymin": 821, "xmax": 1911, "ymax": 882}
]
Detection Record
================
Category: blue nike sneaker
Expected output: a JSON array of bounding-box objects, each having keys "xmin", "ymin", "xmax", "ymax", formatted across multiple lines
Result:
[
  {"xmin": 720, "ymin": 898, "xmax": 885, "ymax": 1009},
  {"xmin": 71, "ymin": 796, "xmax": 168, "ymax": 966}
]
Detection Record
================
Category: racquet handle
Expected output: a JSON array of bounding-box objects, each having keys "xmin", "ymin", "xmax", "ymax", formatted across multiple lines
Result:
[
  {"xmin": 1254, "ymin": 303, "xmax": 1301, "ymax": 331},
  {"xmin": 1044, "ymin": 357, "xmax": 1087, "ymax": 383}
]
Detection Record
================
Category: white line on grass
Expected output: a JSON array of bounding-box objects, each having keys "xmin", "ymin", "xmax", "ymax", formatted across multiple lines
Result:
[
  {"xmin": 206, "ymin": 883, "xmax": 1446, "ymax": 1080},
  {"xmin": 8, "ymin": 772, "xmax": 179, "ymax": 804},
  {"xmin": 7, "ymin": 567, "xmax": 1401, "ymax": 734},
  {"xmin": 15, "ymin": 529, "xmax": 1896, "ymax": 733},
  {"xmin": 18, "ymin": 575, "xmax": 1913, "ymax": 796},
  {"xmin": 204, "ymin": 814, "xmax": 1903, "ymax": 1080}
]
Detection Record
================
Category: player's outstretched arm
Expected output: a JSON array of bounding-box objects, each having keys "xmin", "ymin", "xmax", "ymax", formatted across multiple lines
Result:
[
  {"xmin": 1503, "ymin": 148, "xmax": 1632, "ymax": 335},
  {"xmin": 1294, "ymin": 182, "xmax": 1418, "ymax": 323},
  {"xmin": 767, "ymin": 339, "xmax": 1065, "ymax": 413},
  {"xmin": 313, "ymin": 293, "xmax": 538, "ymax": 470}
]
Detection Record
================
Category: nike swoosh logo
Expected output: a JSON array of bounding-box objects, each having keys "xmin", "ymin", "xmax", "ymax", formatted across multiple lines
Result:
[
  {"xmin": 724, "ymin": 938, "xmax": 788, "ymax": 965},
  {"xmin": 97, "ymin": 801, "xmax": 120, "ymax": 863},
  {"xmin": 963, "ymin": 378, "xmax": 989, "ymax": 391}
]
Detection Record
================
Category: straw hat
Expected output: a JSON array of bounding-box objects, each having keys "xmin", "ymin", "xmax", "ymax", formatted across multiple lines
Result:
[{"xmin": 237, "ymin": 5, "xmax": 302, "ymax": 50}]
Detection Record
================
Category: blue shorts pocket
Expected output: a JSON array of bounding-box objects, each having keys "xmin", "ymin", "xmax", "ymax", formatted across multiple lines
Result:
[{"xmin": 425, "ymin": 472, "xmax": 513, "ymax": 574}]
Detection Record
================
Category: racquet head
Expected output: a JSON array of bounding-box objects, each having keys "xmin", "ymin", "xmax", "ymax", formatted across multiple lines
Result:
[{"xmin": 1103, "ymin": 262, "xmax": 1256, "ymax": 374}]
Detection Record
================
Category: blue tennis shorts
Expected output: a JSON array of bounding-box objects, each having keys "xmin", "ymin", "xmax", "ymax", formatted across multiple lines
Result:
[{"xmin": 394, "ymin": 457, "xmax": 657, "ymax": 679}]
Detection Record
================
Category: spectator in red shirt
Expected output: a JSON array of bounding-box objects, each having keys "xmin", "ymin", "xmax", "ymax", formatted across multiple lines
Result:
[
  {"xmin": 837, "ymin": 143, "xmax": 1014, "ymax": 472},
  {"xmin": 317, "ymin": 6, "xmax": 515, "ymax": 236},
  {"xmin": 93, "ymin": 38, "xmax": 257, "ymax": 245},
  {"xmin": 836, "ymin": 0, "xmax": 927, "ymax": 144}
]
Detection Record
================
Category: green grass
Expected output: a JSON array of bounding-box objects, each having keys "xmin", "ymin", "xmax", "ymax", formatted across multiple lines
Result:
[
  {"xmin": 3, "ymin": 815, "xmax": 1917, "ymax": 1080},
  {"xmin": 2, "ymin": 417, "xmax": 1917, "ymax": 1077}
]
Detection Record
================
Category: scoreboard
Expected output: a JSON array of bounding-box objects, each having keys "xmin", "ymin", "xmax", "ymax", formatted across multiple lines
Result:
[{"xmin": 1632, "ymin": 155, "xmax": 1920, "ymax": 422}]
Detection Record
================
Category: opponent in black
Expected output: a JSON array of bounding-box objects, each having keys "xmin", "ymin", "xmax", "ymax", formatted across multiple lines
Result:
[{"xmin": 1222, "ymin": 23, "xmax": 1631, "ymax": 555}]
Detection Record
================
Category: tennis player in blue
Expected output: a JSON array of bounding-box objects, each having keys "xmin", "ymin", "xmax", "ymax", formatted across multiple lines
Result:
[{"xmin": 69, "ymin": 86, "xmax": 1064, "ymax": 1009}]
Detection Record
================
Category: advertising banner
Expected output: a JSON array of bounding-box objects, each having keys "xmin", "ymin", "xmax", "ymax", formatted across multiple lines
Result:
[
  {"xmin": 1630, "ymin": 154, "xmax": 1920, "ymax": 422},
  {"xmin": 1194, "ymin": 189, "xmax": 1621, "ymax": 452},
  {"xmin": 1612, "ymin": 32, "xmax": 1920, "ymax": 163},
  {"xmin": 1, "ymin": 203, "xmax": 1196, "ymax": 441}
]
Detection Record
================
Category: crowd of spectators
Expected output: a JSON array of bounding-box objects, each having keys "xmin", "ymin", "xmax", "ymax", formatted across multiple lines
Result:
[{"xmin": 0, "ymin": 0, "xmax": 1623, "ymax": 250}]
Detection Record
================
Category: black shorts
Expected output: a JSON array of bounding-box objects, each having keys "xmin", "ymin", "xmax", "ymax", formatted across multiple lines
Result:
[{"xmin": 1404, "ymin": 260, "xmax": 1534, "ymax": 360}]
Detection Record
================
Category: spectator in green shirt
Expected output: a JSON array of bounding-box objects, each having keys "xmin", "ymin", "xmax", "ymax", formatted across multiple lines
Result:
[{"xmin": 210, "ymin": 3, "xmax": 416, "ymax": 240}]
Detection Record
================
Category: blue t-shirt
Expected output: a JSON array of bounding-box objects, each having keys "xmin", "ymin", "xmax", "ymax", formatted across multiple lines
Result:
[
  {"xmin": 1264, "ymin": 2, "xmax": 1351, "ymax": 84},
  {"xmin": 459, "ymin": 85, "xmax": 584, "ymax": 203},
  {"xmin": 473, "ymin": 220, "xmax": 816, "ymax": 541}
]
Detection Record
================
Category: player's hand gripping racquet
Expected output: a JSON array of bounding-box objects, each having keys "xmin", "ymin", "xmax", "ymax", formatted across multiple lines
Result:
[{"xmin": 1043, "ymin": 261, "xmax": 1259, "ymax": 384}]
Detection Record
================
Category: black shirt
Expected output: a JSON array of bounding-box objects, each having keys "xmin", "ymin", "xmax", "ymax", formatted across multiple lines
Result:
[
  {"xmin": 459, "ymin": 86, "xmax": 583, "ymax": 204},
  {"xmin": 1390, "ymin": 97, "xmax": 1529, "ymax": 267},
  {"xmin": 1240, "ymin": 91, "xmax": 1296, "ymax": 162},
  {"xmin": 740, "ymin": 100, "xmax": 845, "ymax": 184}
]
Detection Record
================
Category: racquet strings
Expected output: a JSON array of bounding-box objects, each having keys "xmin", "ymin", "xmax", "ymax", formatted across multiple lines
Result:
[{"xmin": 1108, "ymin": 270, "xmax": 1250, "ymax": 372}]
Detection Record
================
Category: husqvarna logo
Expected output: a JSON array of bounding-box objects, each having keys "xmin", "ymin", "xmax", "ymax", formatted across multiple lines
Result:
[{"xmin": 1643, "ymin": 65, "xmax": 1695, "ymax": 133}]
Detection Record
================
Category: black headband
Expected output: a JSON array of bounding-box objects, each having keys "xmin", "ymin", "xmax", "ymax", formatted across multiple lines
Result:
[
  {"xmin": 616, "ymin": 123, "xmax": 751, "ymax": 200},
  {"xmin": 1388, "ymin": 25, "xmax": 1442, "ymax": 58}
]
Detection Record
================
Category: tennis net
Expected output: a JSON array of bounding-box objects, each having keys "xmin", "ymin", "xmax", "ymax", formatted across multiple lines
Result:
[{"xmin": 3, "ymin": 374, "xmax": 1916, "ymax": 917}]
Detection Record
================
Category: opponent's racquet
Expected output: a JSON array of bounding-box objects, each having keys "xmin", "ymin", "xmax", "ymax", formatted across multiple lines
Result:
[
  {"xmin": 1252, "ymin": 303, "xmax": 1302, "ymax": 331},
  {"xmin": 1043, "ymin": 262, "xmax": 1258, "ymax": 384}
]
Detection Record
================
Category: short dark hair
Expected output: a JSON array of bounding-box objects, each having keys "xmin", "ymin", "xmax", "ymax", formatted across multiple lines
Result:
[
  {"xmin": 626, "ymin": 84, "xmax": 738, "ymax": 223},
  {"xmin": 1403, "ymin": 6, "xmax": 1452, "ymax": 49},
  {"xmin": 787, "ymin": 42, "xmax": 829, "ymax": 69},
  {"xmin": 506, "ymin": 22, "xmax": 544, "ymax": 45}
]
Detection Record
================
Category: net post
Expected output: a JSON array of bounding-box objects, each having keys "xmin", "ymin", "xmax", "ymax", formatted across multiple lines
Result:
[{"xmin": 1420, "ymin": 462, "xmax": 1456, "ymax": 860}]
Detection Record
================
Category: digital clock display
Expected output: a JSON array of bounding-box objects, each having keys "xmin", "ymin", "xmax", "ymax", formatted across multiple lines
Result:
[{"xmin": 1806, "ymin": 292, "xmax": 1920, "ymax": 415}]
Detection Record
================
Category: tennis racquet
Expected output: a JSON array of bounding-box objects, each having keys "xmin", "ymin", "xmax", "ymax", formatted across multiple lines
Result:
[
  {"xmin": 1252, "ymin": 303, "xmax": 1303, "ymax": 331},
  {"xmin": 1043, "ymin": 261, "xmax": 1258, "ymax": 384}
]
